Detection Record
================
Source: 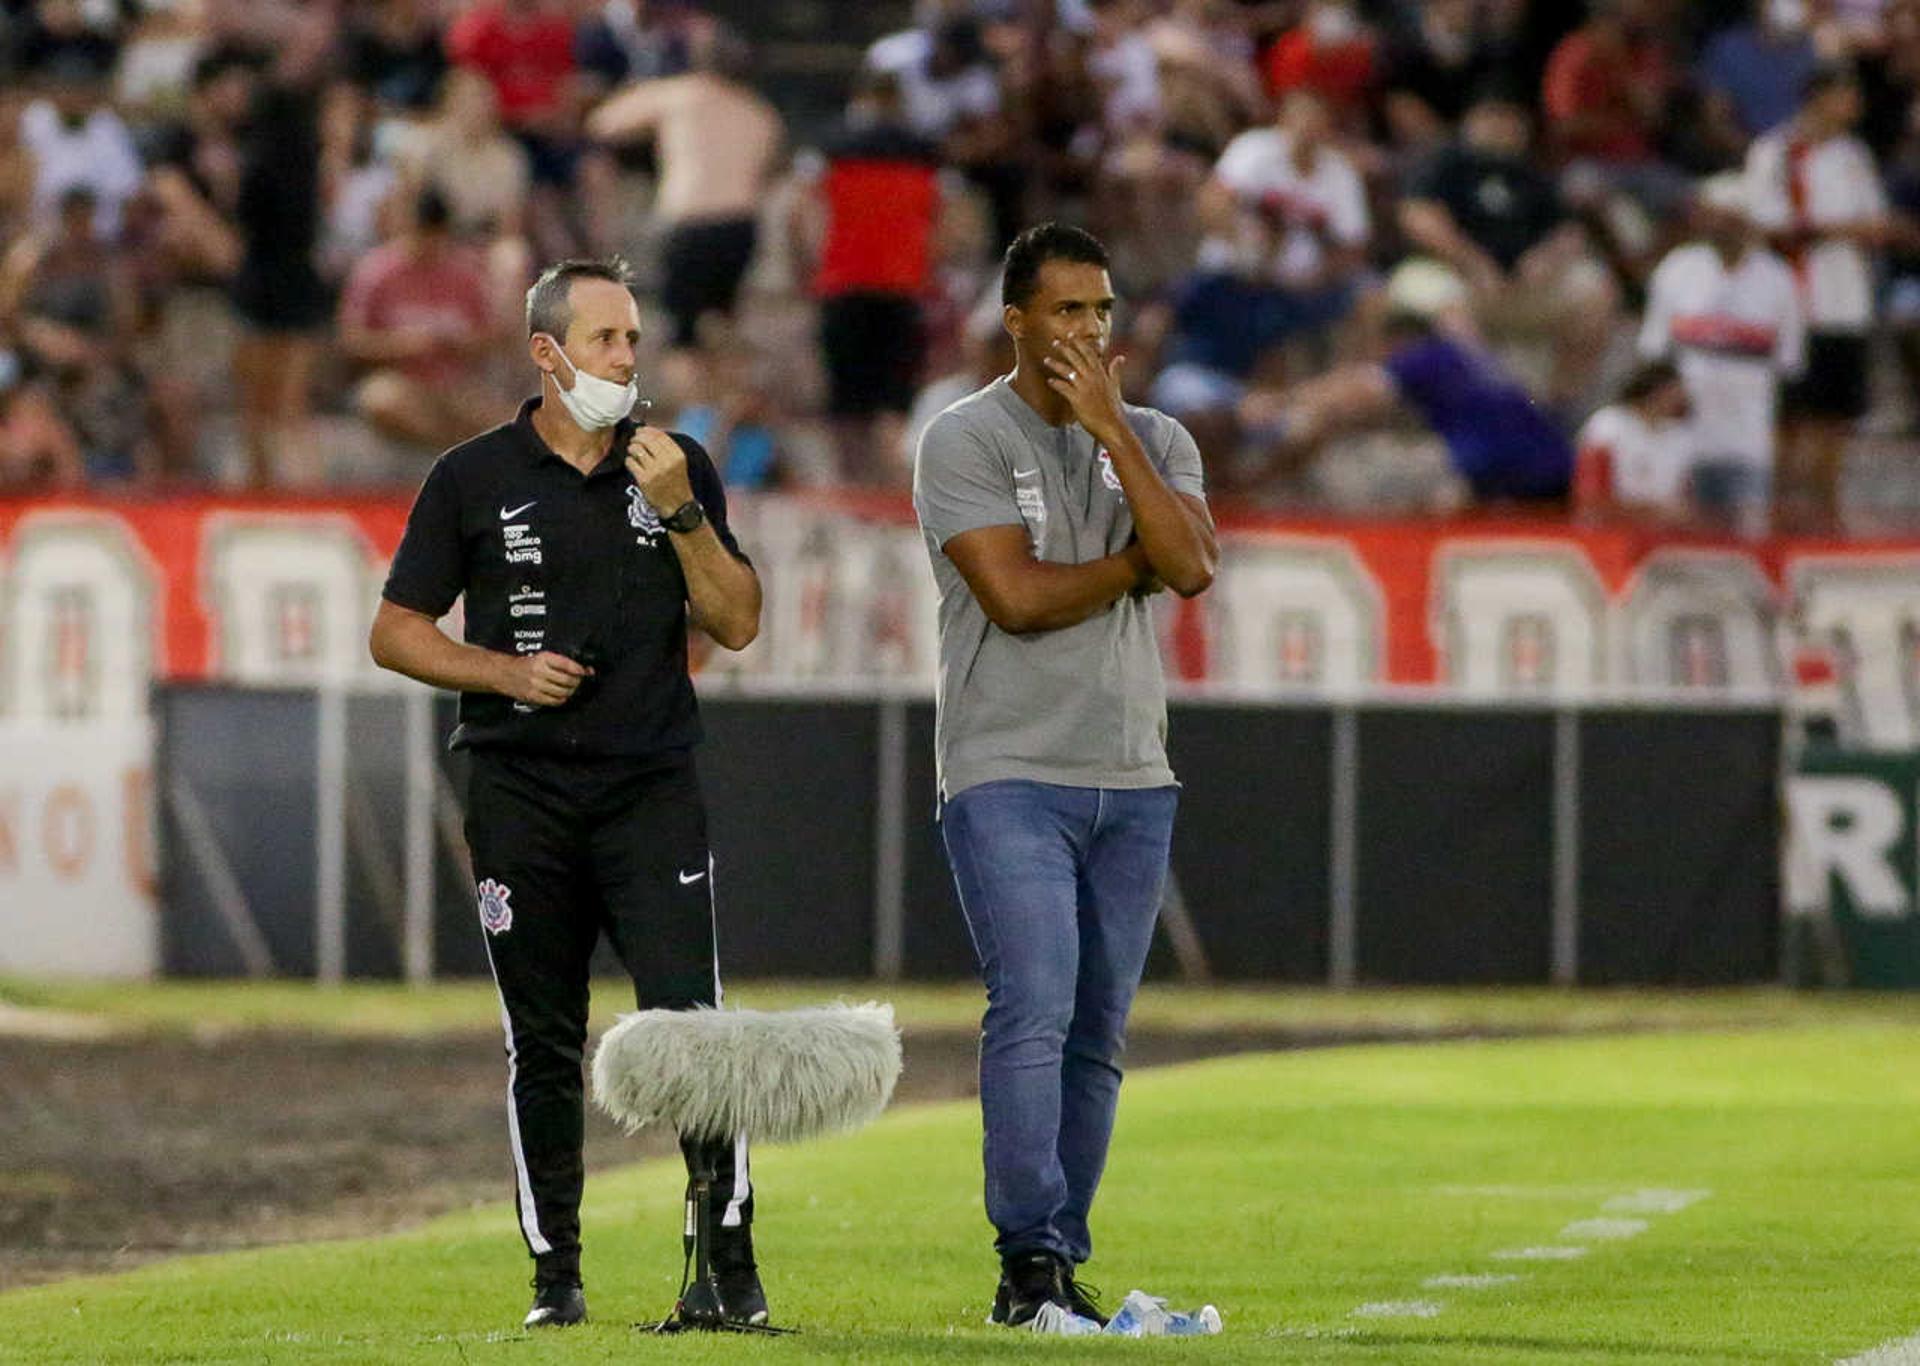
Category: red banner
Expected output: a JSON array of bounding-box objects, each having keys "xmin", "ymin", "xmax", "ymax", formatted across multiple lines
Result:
[{"xmin": 6, "ymin": 492, "xmax": 1920, "ymax": 743}]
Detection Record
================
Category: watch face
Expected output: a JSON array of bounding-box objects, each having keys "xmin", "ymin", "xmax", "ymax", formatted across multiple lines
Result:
[{"xmin": 667, "ymin": 500, "xmax": 705, "ymax": 532}]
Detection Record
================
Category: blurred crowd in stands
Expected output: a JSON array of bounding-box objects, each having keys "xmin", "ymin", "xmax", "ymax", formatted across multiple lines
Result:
[{"xmin": 7, "ymin": 0, "xmax": 1920, "ymax": 533}]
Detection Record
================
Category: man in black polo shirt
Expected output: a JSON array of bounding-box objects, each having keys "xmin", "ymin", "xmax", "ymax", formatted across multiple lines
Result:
[{"xmin": 368, "ymin": 258, "xmax": 764, "ymax": 1329}]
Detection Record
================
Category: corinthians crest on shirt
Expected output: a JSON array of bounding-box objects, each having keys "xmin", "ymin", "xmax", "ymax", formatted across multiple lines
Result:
[
  {"xmin": 1095, "ymin": 447, "xmax": 1123, "ymax": 492},
  {"xmin": 477, "ymin": 878, "xmax": 514, "ymax": 935},
  {"xmin": 627, "ymin": 482, "xmax": 664, "ymax": 542}
]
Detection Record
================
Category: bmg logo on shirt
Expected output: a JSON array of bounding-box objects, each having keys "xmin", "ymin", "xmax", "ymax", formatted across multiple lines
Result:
[{"xmin": 502, "ymin": 521, "xmax": 542, "ymax": 565}]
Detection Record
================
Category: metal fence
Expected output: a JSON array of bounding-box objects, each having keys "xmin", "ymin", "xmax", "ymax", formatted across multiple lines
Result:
[{"xmin": 154, "ymin": 680, "xmax": 1783, "ymax": 987}]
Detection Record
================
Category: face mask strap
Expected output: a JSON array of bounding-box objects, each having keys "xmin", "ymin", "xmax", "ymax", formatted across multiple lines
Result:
[{"xmin": 540, "ymin": 334, "xmax": 578, "ymax": 390}]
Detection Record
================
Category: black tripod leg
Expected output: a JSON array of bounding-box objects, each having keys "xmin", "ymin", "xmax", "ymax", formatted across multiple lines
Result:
[{"xmin": 667, "ymin": 1168, "xmax": 725, "ymax": 1328}]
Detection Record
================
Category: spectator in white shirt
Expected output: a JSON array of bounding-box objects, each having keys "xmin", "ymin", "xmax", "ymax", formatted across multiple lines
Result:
[
  {"xmin": 1573, "ymin": 360, "xmax": 1694, "ymax": 524},
  {"xmin": 1198, "ymin": 88, "xmax": 1371, "ymax": 305},
  {"xmin": 18, "ymin": 58, "xmax": 144, "ymax": 241},
  {"xmin": 1745, "ymin": 64, "xmax": 1890, "ymax": 528},
  {"xmin": 1639, "ymin": 173, "xmax": 1805, "ymax": 533},
  {"xmin": 1150, "ymin": 89, "xmax": 1370, "ymax": 447}
]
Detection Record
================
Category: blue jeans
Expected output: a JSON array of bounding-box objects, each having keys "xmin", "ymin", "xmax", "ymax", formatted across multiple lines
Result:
[{"xmin": 939, "ymin": 780, "xmax": 1179, "ymax": 1266}]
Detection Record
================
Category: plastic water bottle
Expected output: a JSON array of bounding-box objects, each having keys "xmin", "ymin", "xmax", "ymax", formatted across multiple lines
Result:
[
  {"xmin": 1103, "ymin": 1290, "xmax": 1223, "ymax": 1337},
  {"xmin": 1164, "ymin": 1303, "xmax": 1224, "ymax": 1336}
]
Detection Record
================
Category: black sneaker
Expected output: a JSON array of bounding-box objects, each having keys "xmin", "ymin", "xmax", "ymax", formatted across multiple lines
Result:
[
  {"xmin": 990, "ymin": 1259, "xmax": 1107, "ymax": 1327},
  {"xmin": 711, "ymin": 1222, "xmax": 769, "ymax": 1326},
  {"xmin": 994, "ymin": 1251, "xmax": 1068, "ymax": 1327},
  {"xmin": 523, "ymin": 1278, "xmax": 586, "ymax": 1328}
]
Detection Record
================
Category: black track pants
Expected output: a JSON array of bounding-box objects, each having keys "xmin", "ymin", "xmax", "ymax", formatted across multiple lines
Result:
[{"xmin": 464, "ymin": 748, "xmax": 752, "ymax": 1285}]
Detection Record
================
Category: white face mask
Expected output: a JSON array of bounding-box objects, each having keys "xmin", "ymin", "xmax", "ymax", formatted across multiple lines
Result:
[{"xmin": 542, "ymin": 336, "xmax": 640, "ymax": 430}]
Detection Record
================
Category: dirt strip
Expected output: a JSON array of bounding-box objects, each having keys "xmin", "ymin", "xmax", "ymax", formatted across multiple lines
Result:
[{"xmin": 0, "ymin": 1024, "xmax": 1516, "ymax": 1291}]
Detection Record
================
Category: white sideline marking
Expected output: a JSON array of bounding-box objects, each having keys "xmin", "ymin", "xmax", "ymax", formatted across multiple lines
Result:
[
  {"xmin": 1350, "ymin": 1300, "xmax": 1444, "ymax": 1319},
  {"xmin": 1603, "ymin": 1188, "xmax": 1712, "ymax": 1215},
  {"xmin": 1491, "ymin": 1245, "xmax": 1590, "ymax": 1261},
  {"xmin": 1839, "ymin": 1330, "xmax": 1920, "ymax": 1364},
  {"xmin": 1423, "ymin": 1273, "xmax": 1524, "ymax": 1290},
  {"xmin": 1559, "ymin": 1217, "xmax": 1650, "ymax": 1241},
  {"xmin": 1435, "ymin": 1184, "xmax": 1615, "ymax": 1200}
]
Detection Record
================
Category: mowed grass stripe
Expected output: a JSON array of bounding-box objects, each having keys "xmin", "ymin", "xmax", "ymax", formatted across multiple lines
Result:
[
  {"xmin": 5, "ymin": 975, "xmax": 1920, "ymax": 1039},
  {"xmin": 3, "ymin": 1024, "xmax": 1916, "ymax": 1364}
]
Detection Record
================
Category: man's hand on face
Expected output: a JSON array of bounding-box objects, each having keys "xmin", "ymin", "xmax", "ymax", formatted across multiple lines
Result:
[
  {"xmin": 625, "ymin": 426, "xmax": 697, "ymax": 516},
  {"xmin": 506, "ymin": 650, "xmax": 593, "ymax": 707},
  {"xmin": 1042, "ymin": 336, "xmax": 1129, "ymax": 442}
]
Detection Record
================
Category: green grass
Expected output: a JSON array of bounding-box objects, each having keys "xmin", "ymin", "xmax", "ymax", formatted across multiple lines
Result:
[
  {"xmin": 4, "ymin": 1023, "xmax": 1918, "ymax": 1363},
  {"xmin": 5, "ymin": 974, "xmax": 1920, "ymax": 1039}
]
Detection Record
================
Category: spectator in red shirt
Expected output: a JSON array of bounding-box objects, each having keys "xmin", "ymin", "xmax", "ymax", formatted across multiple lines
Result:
[
  {"xmin": 447, "ymin": 0, "xmax": 602, "ymax": 257},
  {"xmin": 1541, "ymin": 0, "xmax": 1688, "ymax": 212},
  {"xmin": 339, "ymin": 188, "xmax": 509, "ymax": 451},
  {"xmin": 446, "ymin": 0, "xmax": 576, "ymax": 133},
  {"xmin": 1261, "ymin": 0, "xmax": 1377, "ymax": 120},
  {"xmin": 794, "ymin": 72, "xmax": 946, "ymax": 484}
]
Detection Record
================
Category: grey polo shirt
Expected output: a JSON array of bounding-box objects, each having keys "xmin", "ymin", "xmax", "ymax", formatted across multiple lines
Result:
[{"xmin": 912, "ymin": 374, "xmax": 1207, "ymax": 800}]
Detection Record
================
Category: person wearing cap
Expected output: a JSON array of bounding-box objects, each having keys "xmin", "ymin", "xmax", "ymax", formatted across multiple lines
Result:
[
  {"xmin": 1237, "ymin": 257, "xmax": 1573, "ymax": 506},
  {"xmin": 1639, "ymin": 173, "xmax": 1804, "ymax": 531}
]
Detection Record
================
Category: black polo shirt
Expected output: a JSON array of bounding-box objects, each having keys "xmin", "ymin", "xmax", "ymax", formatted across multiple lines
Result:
[{"xmin": 382, "ymin": 397, "xmax": 749, "ymax": 759}]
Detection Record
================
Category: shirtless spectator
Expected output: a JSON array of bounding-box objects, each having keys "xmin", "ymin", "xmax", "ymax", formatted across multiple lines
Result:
[
  {"xmin": 588, "ymin": 21, "xmax": 782, "ymax": 368},
  {"xmin": 337, "ymin": 188, "xmax": 506, "ymax": 452}
]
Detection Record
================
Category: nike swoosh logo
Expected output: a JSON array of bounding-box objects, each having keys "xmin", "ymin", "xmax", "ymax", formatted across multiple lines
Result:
[
  {"xmin": 678, "ymin": 869, "xmax": 707, "ymax": 885},
  {"xmin": 500, "ymin": 501, "xmax": 536, "ymax": 520},
  {"xmin": 1013, "ymin": 468, "xmax": 1039, "ymax": 478}
]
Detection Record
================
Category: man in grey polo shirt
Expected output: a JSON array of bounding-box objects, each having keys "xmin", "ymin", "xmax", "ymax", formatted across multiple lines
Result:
[{"xmin": 912, "ymin": 223, "xmax": 1218, "ymax": 1330}]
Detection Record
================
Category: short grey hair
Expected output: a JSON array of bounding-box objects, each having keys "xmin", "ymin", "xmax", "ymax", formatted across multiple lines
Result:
[{"xmin": 524, "ymin": 257, "xmax": 636, "ymax": 339}]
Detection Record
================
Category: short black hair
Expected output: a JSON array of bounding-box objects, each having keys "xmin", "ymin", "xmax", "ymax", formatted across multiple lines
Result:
[
  {"xmin": 525, "ymin": 257, "xmax": 636, "ymax": 338},
  {"xmin": 1001, "ymin": 223, "xmax": 1109, "ymax": 309}
]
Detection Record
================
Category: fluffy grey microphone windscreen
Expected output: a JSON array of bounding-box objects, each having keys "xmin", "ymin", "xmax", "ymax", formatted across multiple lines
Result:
[{"xmin": 590, "ymin": 1002, "xmax": 902, "ymax": 1144}]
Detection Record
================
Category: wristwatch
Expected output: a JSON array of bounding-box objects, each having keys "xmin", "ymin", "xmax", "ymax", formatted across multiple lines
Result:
[{"xmin": 662, "ymin": 498, "xmax": 706, "ymax": 534}]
